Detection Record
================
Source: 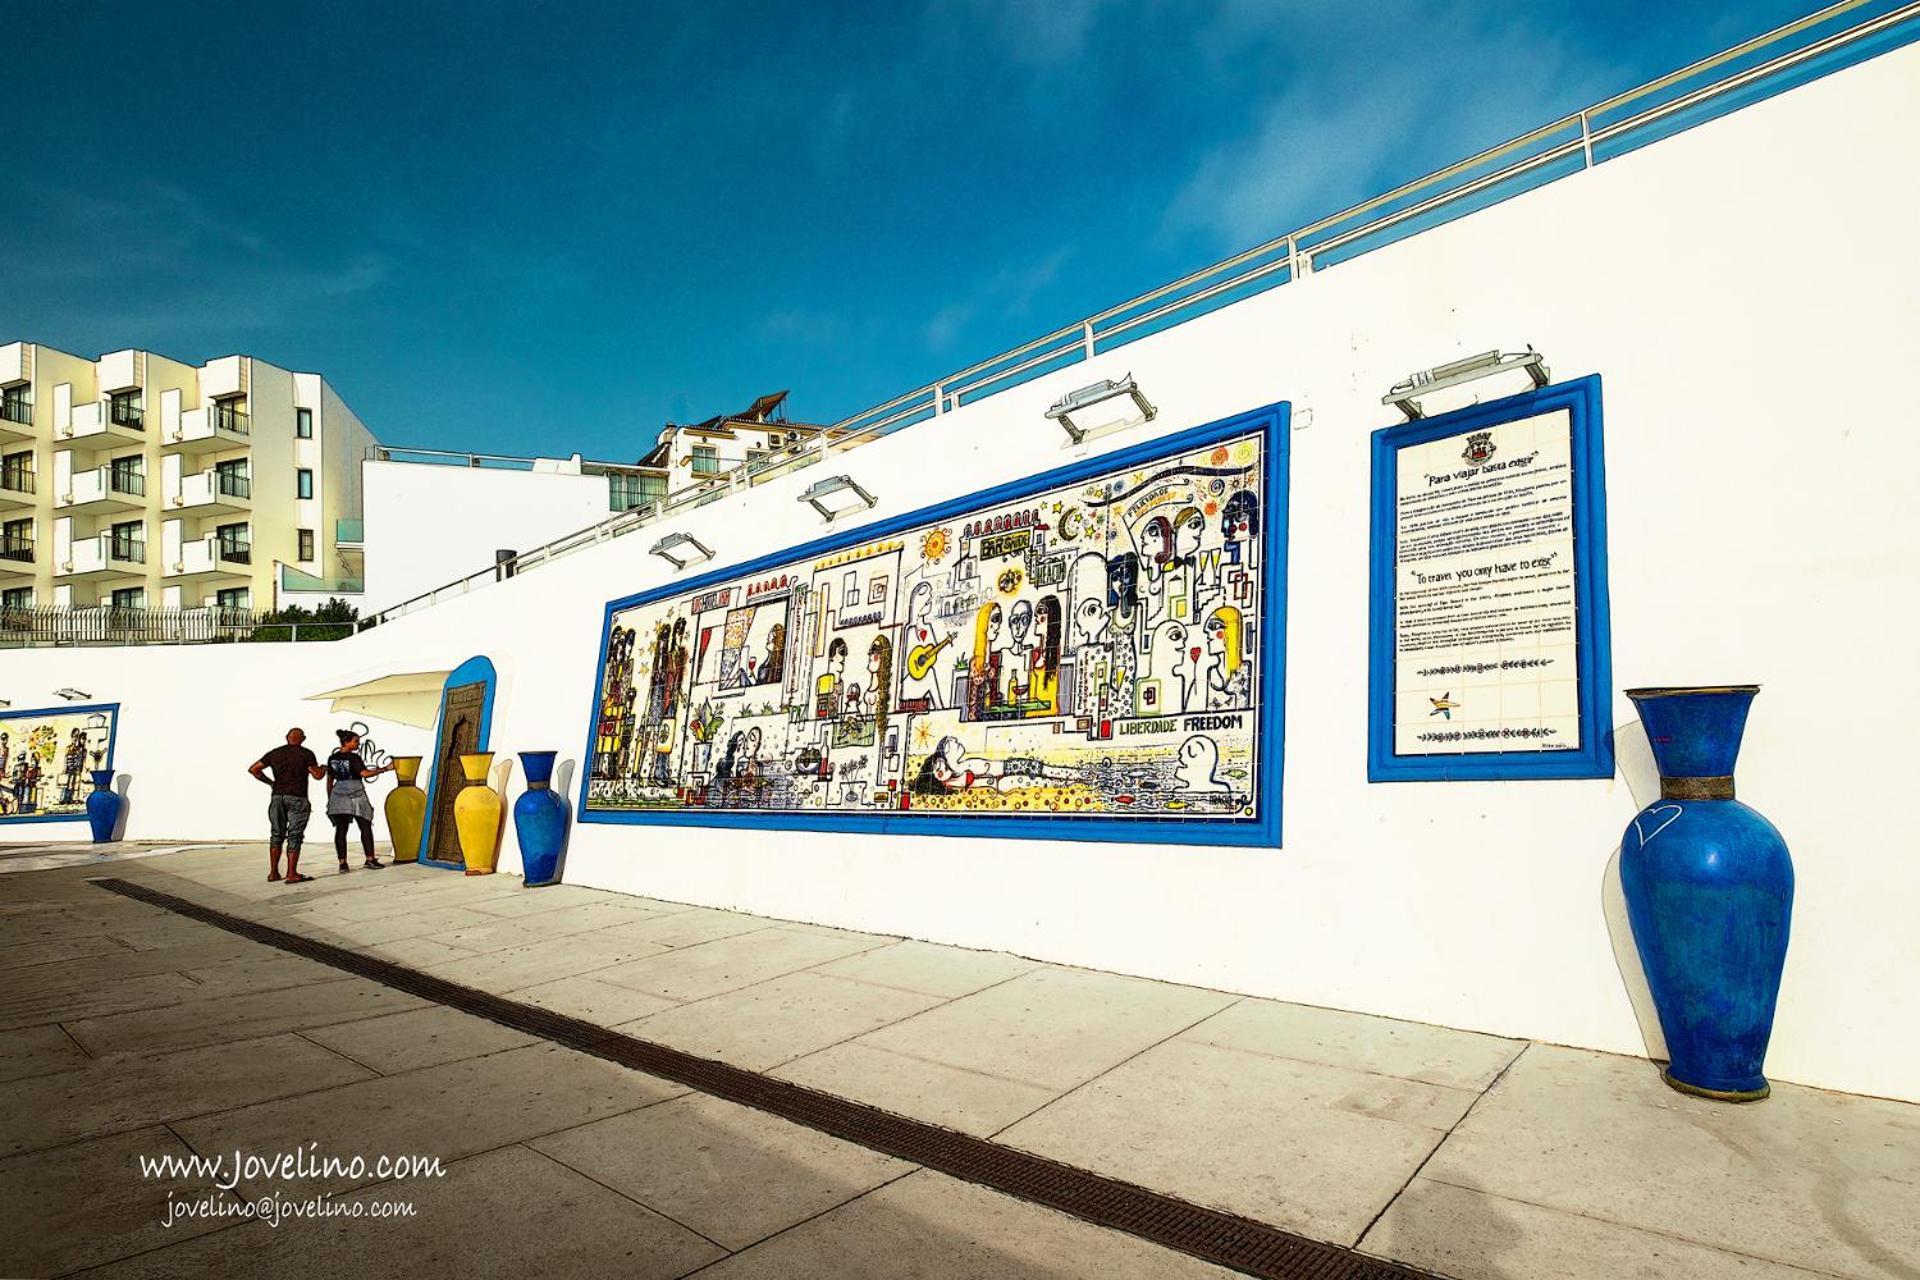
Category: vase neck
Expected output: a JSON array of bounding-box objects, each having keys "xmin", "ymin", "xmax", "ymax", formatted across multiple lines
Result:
[
  {"xmin": 1661, "ymin": 775, "xmax": 1734, "ymax": 801},
  {"xmin": 527, "ymin": 780, "xmax": 550, "ymax": 791}
]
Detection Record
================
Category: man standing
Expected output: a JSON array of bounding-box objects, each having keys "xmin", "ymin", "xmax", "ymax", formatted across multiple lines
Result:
[{"xmin": 248, "ymin": 728, "xmax": 325, "ymax": 883}]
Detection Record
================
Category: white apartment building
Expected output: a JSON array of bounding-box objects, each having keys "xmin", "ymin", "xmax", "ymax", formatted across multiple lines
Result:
[{"xmin": 0, "ymin": 341, "xmax": 374, "ymax": 617}]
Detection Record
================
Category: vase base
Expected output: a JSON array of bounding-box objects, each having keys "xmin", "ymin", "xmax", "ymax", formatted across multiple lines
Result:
[
  {"xmin": 1662, "ymin": 1068, "xmax": 1770, "ymax": 1103},
  {"xmin": 464, "ymin": 868, "xmax": 496, "ymax": 876}
]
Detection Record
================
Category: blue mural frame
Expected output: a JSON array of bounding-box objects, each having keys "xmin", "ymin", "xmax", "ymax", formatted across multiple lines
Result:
[
  {"xmin": 579, "ymin": 402, "xmax": 1291, "ymax": 847},
  {"xmin": 0, "ymin": 701, "xmax": 121, "ymax": 824},
  {"xmin": 419, "ymin": 655, "xmax": 497, "ymax": 868},
  {"xmin": 1368, "ymin": 375, "xmax": 1612, "ymax": 782}
]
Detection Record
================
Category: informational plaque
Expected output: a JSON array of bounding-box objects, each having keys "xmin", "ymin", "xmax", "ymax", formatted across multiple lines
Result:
[{"xmin": 1368, "ymin": 377, "xmax": 1612, "ymax": 781}]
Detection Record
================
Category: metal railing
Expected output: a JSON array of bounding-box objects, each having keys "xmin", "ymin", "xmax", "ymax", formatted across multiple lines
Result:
[
  {"xmin": 1, "ymin": 533, "xmax": 32, "ymax": 562},
  {"xmin": 213, "ymin": 404, "xmax": 250, "ymax": 435},
  {"xmin": 218, "ymin": 539, "xmax": 253, "ymax": 565},
  {"xmin": 0, "ymin": 468, "xmax": 34, "ymax": 494},
  {"xmin": 216, "ymin": 469, "xmax": 251, "ymax": 499},
  {"xmin": 367, "ymin": 444, "xmax": 667, "ymax": 478},
  {"xmin": 0, "ymin": 605, "xmax": 351, "ymax": 647},
  {"xmin": 0, "ymin": 397, "xmax": 32, "ymax": 426},
  {"xmin": 107, "ymin": 534, "xmax": 146, "ymax": 564},
  {"xmin": 109, "ymin": 468, "xmax": 146, "ymax": 498},
  {"xmin": 109, "ymin": 399, "xmax": 145, "ymax": 430}
]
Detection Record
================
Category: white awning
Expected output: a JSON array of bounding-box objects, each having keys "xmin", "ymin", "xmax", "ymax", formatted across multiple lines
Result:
[{"xmin": 305, "ymin": 670, "xmax": 452, "ymax": 729}]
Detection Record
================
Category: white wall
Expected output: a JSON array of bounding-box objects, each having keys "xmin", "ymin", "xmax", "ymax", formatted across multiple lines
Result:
[
  {"xmin": 359, "ymin": 460, "xmax": 613, "ymax": 612},
  {"xmin": 9, "ymin": 44, "xmax": 1919, "ymax": 1103}
]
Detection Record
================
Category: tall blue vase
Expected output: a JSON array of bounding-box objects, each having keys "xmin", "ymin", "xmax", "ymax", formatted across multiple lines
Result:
[
  {"xmin": 513, "ymin": 751, "xmax": 568, "ymax": 887},
  {"xmin": 86, "ymin": 769, "xmax": 121, "ymax": 843},
  {"xmin": 1621, "ymin": 686, "xmax": 1792, "ymax": 1102}
]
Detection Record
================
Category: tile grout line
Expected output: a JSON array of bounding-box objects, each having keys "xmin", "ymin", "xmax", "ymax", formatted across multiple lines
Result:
[
  {"xmin": 672, "ymin": 1168, "xmax": 924, "ymax": 1280},
  {"xmin": 1351, "ymin": 1041, "xmax": 1533, "ymax": 1252},
  {"xmin": 89, "ymin": 875, "xmax": 1445, "ymax": 1280}
]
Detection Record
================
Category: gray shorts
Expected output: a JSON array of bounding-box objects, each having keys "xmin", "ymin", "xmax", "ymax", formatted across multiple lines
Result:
[{"xmin": 268, "ymin": 795, "xmax": 313, "ymax": 850}]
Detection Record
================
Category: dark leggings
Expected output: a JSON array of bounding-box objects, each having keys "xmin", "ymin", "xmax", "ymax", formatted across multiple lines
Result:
[{"xmin": 332, "ymin": 815, "xmax": 374, "ymax": 861}]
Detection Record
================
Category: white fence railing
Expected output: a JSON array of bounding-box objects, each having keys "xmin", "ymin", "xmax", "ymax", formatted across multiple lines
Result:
[{"xmin": 361, "ymin": 0, "xmax": 1918, "ymax": 632}]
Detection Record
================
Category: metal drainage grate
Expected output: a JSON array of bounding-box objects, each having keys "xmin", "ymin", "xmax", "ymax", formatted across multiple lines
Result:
[{"xmin": 93, "ymin": 877, "xmax": 1442, "ymax": 1280}]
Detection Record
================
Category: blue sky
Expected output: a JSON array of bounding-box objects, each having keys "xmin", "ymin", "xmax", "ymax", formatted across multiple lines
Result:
[{"xmin": 3, "ymin": 0, "xmax": 1816, "ymax": 458}]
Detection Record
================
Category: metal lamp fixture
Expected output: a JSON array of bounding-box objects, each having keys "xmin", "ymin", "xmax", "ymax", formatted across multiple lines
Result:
[
  {"xmin": 1383, "ymin": 348, "xmax": 1549, "ymax": 421},
  {"xmin": 649, "ymin": 532, "xmax": 714, "ymax": 570},
  {"xmin": 798, "ymin": 474, "xmax": 877, "ymax": 522},
  {"xmin": 53, "ymin": 688, "xmax": 92, "ymax": 701},
  {"xmin": 1045, "ymin": 373, "xmax": 1157, "ymax": 444}
]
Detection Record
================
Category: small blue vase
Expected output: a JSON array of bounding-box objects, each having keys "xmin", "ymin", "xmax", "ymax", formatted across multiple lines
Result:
[
  {"xmin": 1621, "ymin": 686, "xmax": 1792, "ymax": 1101},
  {"xmin": 86, "ymin": 769, "xmax": 121, "ymax": 843},
  {"xmin": 513, "ymin": 751, "xmax": 568, "ymax": 887}
]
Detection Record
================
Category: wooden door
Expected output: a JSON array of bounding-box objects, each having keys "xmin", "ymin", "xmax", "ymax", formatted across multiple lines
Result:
[{"xmin": 425, "ymin": 681, "xmax": 485, "ymax": 866}]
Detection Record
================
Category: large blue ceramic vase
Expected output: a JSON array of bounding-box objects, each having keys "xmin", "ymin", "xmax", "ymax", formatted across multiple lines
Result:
[
  {"xmin": 1621, "ymin": 686, "xmax": 1792, "ymax": 1101},
  {"xmin": 86, "ymin": 769, "xmax": 121, "ymax": 842},
  {"xmin": 513, "ymin": 751, "xmax": 568, "ymax": 887}
]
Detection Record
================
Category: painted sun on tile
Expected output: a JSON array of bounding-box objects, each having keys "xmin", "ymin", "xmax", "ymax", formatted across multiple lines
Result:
[{"xmin": 584, "ymin": 421, "xmax": 1277, "ymax": 833}]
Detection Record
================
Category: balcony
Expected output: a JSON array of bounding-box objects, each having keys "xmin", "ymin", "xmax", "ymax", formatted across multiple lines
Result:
[
  {"xmin": 0, "ymin": 531, "xmax": 32, "ymax": 576},
  {"xmin": 60, "ymin": 465, "xmax": 148, "ymax": 515},
  {"xmin": 1, "ymin": 393, "xmax": 34, "ymax": 443},
  {"xmin": 59, "ymin": 533, "xmax": 147, "ymax": 580},
  {"xmin": 0, "ymin": 467, "xmax": 34, "ymax": 508},
  {"xmin": 171, "ymin": 533, "xmax": 252, "ymax": 579},
  {"xmin": 58, "ymin": 401, "xmax": 146, "ymax": 447},
  {"xmin": 200, "ymin": 356, "xmax": 245, "ymax": 400},
  {"xmin": 165, "ymin": 404, "xmax": 251, "ymax": 453},
  {"xmin": 168, "ymin": 468, "xmax": 251, "ymax": 516}
]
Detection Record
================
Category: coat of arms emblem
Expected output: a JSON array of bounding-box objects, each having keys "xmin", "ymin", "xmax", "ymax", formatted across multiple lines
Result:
[{"xmin": 1461, "ymin": 431, "xmax": 1497, "ymax": 464}]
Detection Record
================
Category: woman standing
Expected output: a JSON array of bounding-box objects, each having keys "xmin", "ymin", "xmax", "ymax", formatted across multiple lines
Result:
[{"xmin": 326, "ymin": 729, "xmax": 390, "ymax": 872}]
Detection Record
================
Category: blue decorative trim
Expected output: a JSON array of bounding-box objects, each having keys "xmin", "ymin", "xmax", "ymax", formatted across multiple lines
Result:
[
  {"xmin": 0, "ymin": 702, "xmax": 120, "ymax": 824},
  {"xmin": 420, "ymin": 656, "xmax": 497, "ymax": 868},
  {"xmin": 578, "ymin": 404, "xmax": 1290, "ymax": 847},
  {"xmin": 1367, "ymin": 376, "xmax": 1613, "ymax": 782}
]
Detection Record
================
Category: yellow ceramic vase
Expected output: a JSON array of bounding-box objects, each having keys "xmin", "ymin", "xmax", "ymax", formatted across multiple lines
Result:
[
  {"xmin": 453, "ymin": 752, "xmax": 503, "ymax": 875},
  {"xmin": 383, "ymin": 756, "xmax": 426, "ymax": 864}
]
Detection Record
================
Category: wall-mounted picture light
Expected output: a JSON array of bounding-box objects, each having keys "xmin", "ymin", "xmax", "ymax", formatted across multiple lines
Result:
[
  {"xmin": 649, "ymin": 532, "xmax": 714, "ymax": 571},
  {"xmin": 798, "ymin": 474, "xmax": 877, "ymax": 522},
  {"xmin": 1044, "ymin": 373, "xmax": 1157, "ymax": 444},
  {"xmin": 1383, "ymin": 348, "xmax": 1549, "ymax": 421}
]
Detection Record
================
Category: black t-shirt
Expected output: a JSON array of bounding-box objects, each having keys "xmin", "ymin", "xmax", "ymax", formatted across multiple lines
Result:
[
  {"xmin": 327, "ymin": 751, "xmax": 366, "ymax": 785},
  {"xmin": 257, "ymin": 744, "xmax": 318, "ymax": 797}
]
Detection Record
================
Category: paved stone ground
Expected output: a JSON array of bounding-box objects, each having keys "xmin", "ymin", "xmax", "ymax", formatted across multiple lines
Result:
[{"xmin": 1, "ymin": 841, "xmax": 1915, "ymax": 1279}]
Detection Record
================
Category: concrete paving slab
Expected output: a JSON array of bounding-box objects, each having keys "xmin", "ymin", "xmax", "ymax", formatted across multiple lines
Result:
[
  {"xmin": 170, "ymin": 1043, "xmax": 683, "ymax": 1197},
  {"xmin": 0, "ymin": 936, "xmax": 257, "ymax": 997},
  {"xmin": 354, "ymin": 935, "xmax": 473, "ymax": 969},
  {"xmin": 619, "ymin": 971, "xmax": 946, "ymax": 1071},
  {"xmin": 0, "ymin": 970, "xmax": 208, "ymax": 1032},
  {"xmin": 298, "ymin": 1005, "xmax": 537, "ymax": 1074},
  {"xmin": 856, "ymin": 967, "xmax": 1237, "ymax": 1091},
  {"xmin": 532, "ymin": 1091, "xmax": 911, "ymax": 1249},
  {"xmin": 593, "ymin": 907, "xmax": 783, "ymax": 950},
  {"xmin": 64, "ymin": 976, "xmax": 427, "ymax": 1057},
  {"xmin": 999, "ymin": 1037, "xmax": 1468, "ymax": 1243},
  {"xmin": 1179, "ymin": 998, "xmax": 1525, "ymax": 1093},
  {"xmin": 0, "ymin": 1125, "xmax": 235, "ymax": 1278},
  {"xmin": 507, "ymin": 973, "xmax": 681, "ymax": 1024},
  {"xmin": 595, "ymin": 926, "xmax": 888, "ymax": 1002},
  {"xmin": 0, "ymin": 1022, "xmax": 90, "ymax": 1083},
  {"xmin": 691, "ymin": 1168, "xmax": 1239, "ymax": 1279},
  {"xmin": 1418, "ymin": 1044, "xmax": 1920, "ymax": 1279},
  {"xmin": 1362, "ymin": 1175, "xmax": 1834, "ymax": 1280},
  {"xmin": 461, "ymin": 883, "xmax": 633, "ymax": 917},
  {"xmin": 3, "ymin": 1033, "xmax": 374, "ymax": 1158},
  {"xmin": 772, "ymin": 1042, "xmax": 1061, "ymax": 1137},
  {"xmin": 421, "ymin": 931, "xmax": 671, "ymax": 991},
  {"xmin": 177, "ymin": 952, "xmax": 353, "ymax": 999},
  {"xmin": 292, "ymin": 904, "xmax": 503, "ymax": 947},
  {"xmin": 0, "ymin": 933, "xmax": 130, "ymax": 971},
  {"xmin": 812, "ymin": 939, "xmax": 1042, "ymax": 998},
  {"xmin": 80, "ymin": 1143, "xmax": 727, "ymax": 1280},
  {"xmin": 423, "ymin": 900, "xmax": 664, "ymax": 953}
]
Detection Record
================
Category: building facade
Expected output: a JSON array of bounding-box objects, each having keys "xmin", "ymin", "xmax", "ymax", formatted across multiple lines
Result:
[{"xmin": 0, "ymin": 341, "xmax": 374, "ymax": 616}]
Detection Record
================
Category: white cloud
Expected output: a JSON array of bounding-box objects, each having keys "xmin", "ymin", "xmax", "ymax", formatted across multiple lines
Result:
[{"xmin": 921, "ymin": 245, "xmax": 1074, "ymax": 351}]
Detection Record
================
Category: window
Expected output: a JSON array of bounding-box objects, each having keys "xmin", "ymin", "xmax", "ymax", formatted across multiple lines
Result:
[
  {"xmin": 214, "ymin": 458, "xmax": 251, "ymax": 499},
  {"xmin": 108, "ymin": 520, "xmax": 145, "ymax": 563},
  {"xmin": 215, "ymin": 587, "xmax": 251, "ymax": 612},
  {"xmin": 690, "ymin": 446, "xmax": 719, "ymax": 475},
  {"xmin": 1, "ymin": 517, "xmax": 31, "ymax": 562},
  {"xmin": 295, "ymin": 407, "xmax": 313, "ymax": 438},
  {"xmin": 296, "ymin": 468, "xmax": 313, "ymax": 499},
  {"xmin": 109, "ymin": 454, "xmax": 145, "ymax": 497},
  {"xmin": 608, "ymin": 472, "xmax": 668, "ymax": 511},
  {"xmin": 108, "ymin": 390, "xmax": 144, "ymax": 429},
  {"xmin": 0, "ymin": 451, "xmax": 32, "ymax": 494},
  {"xmin": 216, "ymin": 521, "xmax": 251, "ymax": 564},
  {"xmin": 212, "ymin": 397, "xmax": 249, "ymax": 435},
  {"xmin": 0, "ymin": 385, "xmax": 29, "ymax": 426},
  {"xmin": 298, "ymin": 528, "xmax": 315, "ymax": 561},
  {"xmin": 1, "ymin": 586, "xmax": 30, "ymax": 612},
  {"xmin": 110, "ymin": 587, "xmax": 145, "ymax": 611}
]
